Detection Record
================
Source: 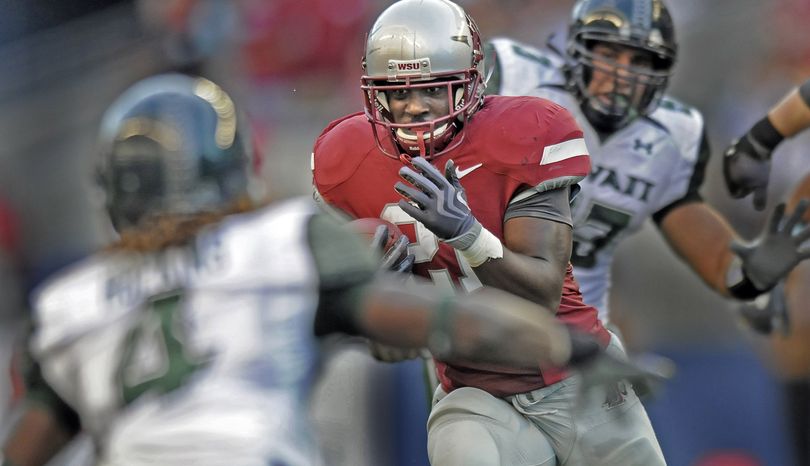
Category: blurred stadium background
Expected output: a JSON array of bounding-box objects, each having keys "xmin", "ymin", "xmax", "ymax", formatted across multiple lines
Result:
[{"xmin": 1, "ymin": 1, "xmax": 809, "ymax": 465}]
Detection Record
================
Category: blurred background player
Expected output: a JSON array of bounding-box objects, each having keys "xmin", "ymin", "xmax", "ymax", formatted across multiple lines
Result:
[
  {"xmin": 0, "ymin": 72, "xmax": 649, "ymax": 466},
  {"xmin": 486, "ymin": 1, "xmax": 810, "ymax": 464},
  {"xmin": 486, "ymin": 0, "xmax": 809, "ymax": 340},
  {"xmin": 725, "ymin": 77, "xmax": 810, "ymax": 466},
  {"xmin": 313, "ymin": 0, "xmax": 669, "ymax": 464}
]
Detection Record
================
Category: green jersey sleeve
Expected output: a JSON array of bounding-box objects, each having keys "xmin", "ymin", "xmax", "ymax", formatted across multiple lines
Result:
[{"xmin": 306, "ymin": 213, "xmax": 378, "ymax": 336}]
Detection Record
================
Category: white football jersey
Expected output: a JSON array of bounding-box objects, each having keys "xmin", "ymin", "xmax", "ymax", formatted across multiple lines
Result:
[
  {"xmin": 489, "ymin": 38, "xmax": 707, "ymax": 323},
  {"xmin": 30, "ymin": 197, "xmax": 325, "ymax": 466}
]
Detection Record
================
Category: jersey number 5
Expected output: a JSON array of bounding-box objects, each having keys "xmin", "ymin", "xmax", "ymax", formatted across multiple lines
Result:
[{"xmin": 571, "ymin": 202, "xmax": 632, "ymax": 268}]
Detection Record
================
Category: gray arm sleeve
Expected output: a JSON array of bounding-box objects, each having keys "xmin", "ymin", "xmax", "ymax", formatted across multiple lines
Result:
[{"xmin": 504, "ymin": 185, "xmax": 574, "ymax": 227}]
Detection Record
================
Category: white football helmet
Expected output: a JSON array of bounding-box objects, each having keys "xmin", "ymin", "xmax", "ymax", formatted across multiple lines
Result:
[
  {"xmin": 361, "ymin": 0, "xmax": 485, "ymax": 160},
  {"xmin": 566, "ymin": 0, "xmax": 677, "ymax": 131}
]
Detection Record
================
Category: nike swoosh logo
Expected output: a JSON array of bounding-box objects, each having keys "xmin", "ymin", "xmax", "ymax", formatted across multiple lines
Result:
[{"xmin": 455, "ymin": 163, "xmax": 483, "ymax": 179}]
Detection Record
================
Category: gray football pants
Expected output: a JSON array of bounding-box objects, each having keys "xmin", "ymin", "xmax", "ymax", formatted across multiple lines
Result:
[{"xmin": 426, "ymin": 333, "xmax": 666, "ymax": 466}]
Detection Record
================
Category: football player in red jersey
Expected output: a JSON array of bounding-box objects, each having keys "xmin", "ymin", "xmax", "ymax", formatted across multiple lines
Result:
[{"xmin": 312, "ymin": 0, "xmax": 666, "ymax": 464}]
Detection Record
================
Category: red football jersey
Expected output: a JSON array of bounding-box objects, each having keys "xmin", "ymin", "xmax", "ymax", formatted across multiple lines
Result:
[{"xmin": 313, "ymin": 95, "xmax": 610, "ymax": 396}]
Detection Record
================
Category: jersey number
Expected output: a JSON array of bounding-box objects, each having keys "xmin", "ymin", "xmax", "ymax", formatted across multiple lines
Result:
[
  {"xmin": 380, "ymin": 204, "xmax": 482, "ymax": 292},
  {"xmin": 571, "ymin": 203, "xmax": 632, "ymax": 268},
  {"xmin": 116, "ymin": 291, "xmax": 207, "ymax": 405}
]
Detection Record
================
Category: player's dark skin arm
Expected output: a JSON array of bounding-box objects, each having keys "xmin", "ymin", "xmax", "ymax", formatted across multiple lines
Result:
[
  {"xmin": 472, "ymin": 216, "xmax": 572, "ymax": 312},
  {"xmin": 311, "ymin": 213, "xmax": 578, "ymax": 368},
  {"xmin": 348, "ymin": 276, "xmax": 574, "ymax": 369},
  {"xmin": 395, "ymin": 157, "xmax": 573, "ymax": 312},
  {"xmin": 3, "ymin": 360, "xmax": 81, "ymax": 466},
  {"xmin": 3, "ymin": 404, "xmax": 76, "ymax": 466}
]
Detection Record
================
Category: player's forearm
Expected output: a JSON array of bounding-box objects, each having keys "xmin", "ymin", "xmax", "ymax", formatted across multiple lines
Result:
[
  {"xmin": 447, "ymin": 286, "xmax": 574, "ymax": 368},
  {"xmin": 356, "ymin": 278, "xmax": 572, "ymax": 368},
  {"xmin": 470, "ymin": 249, "xmax": 565, "ymax": 311},
  {"xmin": 3, "ymin": 405, "xmax": 74, "ymax": 466},
  {"xmin": 788, "ymin": 174, "xmax": 810, "ymax": 215},
  {"xmin": 660, "ymin": 202, "xmax": 739, "ymax": 296},
  {"xmin": 468, "ymin": 215, "xmax": 572, "ymax": 310},
  {"xmin": 768, "ymin": 80, "xmax": 810, "ymax": 139}
]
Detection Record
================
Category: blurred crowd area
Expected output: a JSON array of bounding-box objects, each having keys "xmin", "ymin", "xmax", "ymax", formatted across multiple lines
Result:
[{"xmin": 1, "ymin": 0, "xmax": 809, "ymax": 465}]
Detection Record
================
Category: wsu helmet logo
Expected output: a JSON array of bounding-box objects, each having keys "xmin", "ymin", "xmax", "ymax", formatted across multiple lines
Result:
[
  {"xmin": 387, "ymin": 58, "xmax": 432, "ymax": 79},
  {"xmin": 397, "ymin": 63, "xmax": 420, "ymax": 71}
]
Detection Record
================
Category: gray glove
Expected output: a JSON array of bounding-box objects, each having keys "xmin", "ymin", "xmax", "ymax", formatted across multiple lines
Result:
[
  {"xmin": 723, "ymin": 116, "xmax": 786, "ymax": 211},
  {"xmin": 739, "ymin": 281, "xmax": 789, "ymax": 336},
  {"xmin": 395, "ymin": 157, "xmax": 480, "ymax": 248},
  {"xmin": 723, "ymin": 134, "xmax": 772, "ymax": 210},
  {"xmin": 731, "ymin": 200, "xmax": 810, "ymax": 291}
]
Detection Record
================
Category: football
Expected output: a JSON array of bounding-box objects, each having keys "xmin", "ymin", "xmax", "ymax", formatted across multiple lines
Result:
[{"xmin": 346, "ymin": 217, "xmax": 405, "ymax": 252}]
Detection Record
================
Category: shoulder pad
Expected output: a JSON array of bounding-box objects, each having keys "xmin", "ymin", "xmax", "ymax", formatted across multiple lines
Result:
[
  {"xmin": 648, "ymin": 96, "xmax": 705, "ymax": 162},
  {"xmin": 468, "ymin": 96, "xmax": 589, "ymax": 185},
  {"xmin": 486, "ymin": 37, "xmax": 567, "ymax": 96},
  {"xmin": 312, "ymin": 113, "xmax": 379, "ymax": 194}
]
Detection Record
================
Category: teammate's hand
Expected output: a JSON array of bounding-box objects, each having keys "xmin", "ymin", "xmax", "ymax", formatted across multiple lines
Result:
[
  {"xmin": 731, "ymin": 200, "xmax": 810, "ymax": 291},
  {"xmin": 723, "ymin": 133, "xmax": 773, "ymax": 211},
  {"xmin": 395, "ymin": 157, "xmax": 478, "ymax": 241},
  {"xmin": 739, "ymin": 281, "xmax": 790, "ymax": 336},
  {"xmin": 369, "ymin": 225, "xmax": 415, "ymax": 274}
]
